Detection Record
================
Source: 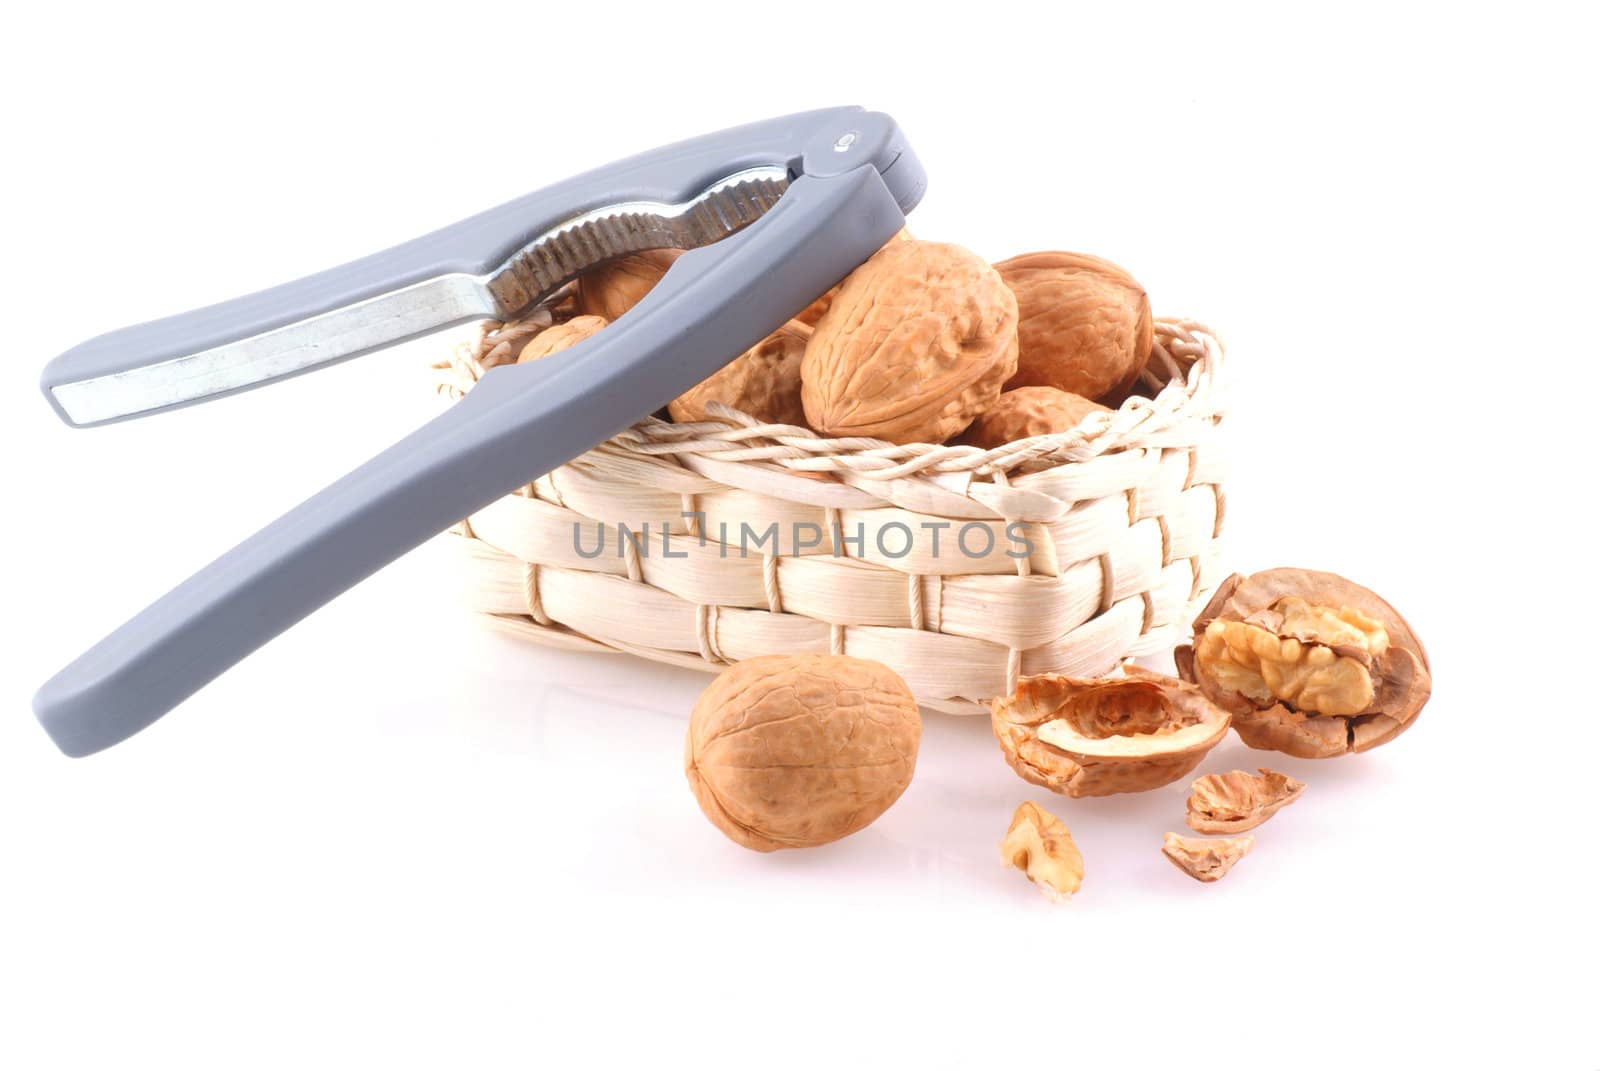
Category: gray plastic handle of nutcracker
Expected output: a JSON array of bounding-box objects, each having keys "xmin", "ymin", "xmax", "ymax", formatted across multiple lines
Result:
[
  {"xmin": 39, "ymin": 106, "xmax": 919, "ymax": 427},
  {"xmin": 33, "ymin": 111, "xmax": 924, "ymax": 757}
]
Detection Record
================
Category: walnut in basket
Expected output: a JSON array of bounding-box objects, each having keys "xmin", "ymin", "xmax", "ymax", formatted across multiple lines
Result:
[
  {"xmin": 801, "ymin": 239, "xmax": 1018, "ymax": 445},
  {"xmin": 516, "ymin": 315, "xmax": 607, "ymax": 362},
  {"xmin": 1175, "ymin": 568, "xmax": 1431, "ymax": 758},
  {"xmin": 995, "ymin": 251, "xmax": 1152, "ymax": 403},
  {"xmin": 667, "ymin": 319, "xmax": 810, "ymax": 426},
  {"xmin": 577, "ymin": 249, "xmax": 682, "ymax": 321},
  {"xmin": 960, "ymin": 386, "xmax": 1108, "ymax": 449},
  {"xmin": 991, "ymin": 668, "xmax": 1230, "ymax": 797}
]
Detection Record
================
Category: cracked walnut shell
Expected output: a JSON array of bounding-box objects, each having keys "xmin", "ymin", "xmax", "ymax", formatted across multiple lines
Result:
[
  {"xmin": 1001, "ymin": 801, "xmax": 1083, "ymax": 903},
  {"xmin": 801, "ymin": 240, "xmax": 1019, "ymax": 444},
  {"xmin": 990, "ymin": 669, "xmax": 1230, "ymax": 797},
  {"xmin": 961, "ymin": 386, "xmax": 1109, "ymax": 449},
  {"xmin": 684, "ymin": 654, "xmax": 921, "ymax": 852},
  {"xmin": 667, "ymin": 319, "xmax": 810, "ymax": 426},
  {"xmin": 995, "ymin": 251, "xmax": 1152, "ymax": 402},
  {"xmin": 1162, "ymin": 832, "xmax": 1253, "ymax": 883},
  {"xmin": 1186, "ymin": 768, "xmax": 1305, "ymax": 834},
  {"xmin": 1176, "ymin": 568, "xmax": 1432, "ymax": 758}
]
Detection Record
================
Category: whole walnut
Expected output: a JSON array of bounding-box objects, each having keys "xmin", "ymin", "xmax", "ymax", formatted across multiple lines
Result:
[
  {"xmin": 516, "ymin": 315, "xmax": 607, "ymax": 362},
  {"xmin": 962, "ymin": 386, "xmax": 1109, "ymax": 449},
  {"xmin": 577, "ymin": 249, "xmax": 682, "ymax": 321},
  {"xmin": 685, "ymin": 654, "xmax": 922, "ymax": 852},
  {"xmin": 801, "ymin": 240, "xmax": 1018, "ymax": 444},
  {"xmin": 995, "ymin": 251, "xmax": 1152, "ymax": 402},
  {"xmin": 668, "ymin": 320, "xmax": 810, "ymax": 426}
]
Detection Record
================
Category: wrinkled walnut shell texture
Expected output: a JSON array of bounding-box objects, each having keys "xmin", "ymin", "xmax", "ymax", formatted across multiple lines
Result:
[
  {"xmin": 793, "ymin": 228, "xmax": 913, "ymax": 327},
  {"xmin": 961, "ymin": 386, "xmax": 1108, "ymax": 449},
  {"xmin": 667, "ymin": 320, "xmax": 810, "ymax": 426},
  {"xmin": 801, "ymin": 240, "xmax": 1019, "ymax": 445},
  {"xmin": 995, "ymin": 251, "xmax": 1152, "ymax": 402},
  {"xmin": 577, "ymin": 249, "xmax": 682, "ymax": 322},
  {"xmin": 517, "ymin": 315, "xmax": 607, "ymax": 362},
  {"xmin": 1176, "ymin": 569, "xmax": 1431, "ymax": 758},
  {"xmin": 990, "ymin": 670, "xmax": 1230, "ymax": 797},
  {"xmin": 684, "ymin": 654, "xmax": 921, "ymax": 852}
]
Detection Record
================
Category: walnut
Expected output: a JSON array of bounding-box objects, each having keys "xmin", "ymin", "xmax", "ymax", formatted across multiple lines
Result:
[
  {"xmin": 1162, "ymin": 832, "xmax": 1253, "ymax": 883},
  {"xmin": 960, "ymin": 386, "xmax": 1108, "ymax": 449},
  {"xmin": 1001, "ymin": 801, "xmax": 1083, "ymax": 903},
  {"xmin": 667, "ymin": 320, "xmax": 810, "ymax": 426},
  {"xmin": 1186, "ymin": 768, "xmax": 1305, "ymax": 834},
  {"xmin": 576, "ymin": 249, "xmax": 682, "ymax": 321},
  {"xmin": 1176, "ymin": 569, "xmax": 1432, "ymax": 758},
  {"xmin": 684, "ymin": 654, "xmax": 921, "ymax": 852},
  {"xmin": 995, "ymin": 251, "xmax": 1152, "ymax": 402},
  {"xmin": 801, "ymin": 240, "xmax": 1019, "ymax": 444},
  {"xmin": 990, "ymin": 668, "xmax": 1230, "ymax": 797},
  {"xmin": 516, "ymin": 314, "xmax": 607, "ymax": 362}
]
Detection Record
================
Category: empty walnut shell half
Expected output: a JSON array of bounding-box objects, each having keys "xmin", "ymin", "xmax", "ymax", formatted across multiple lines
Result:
[
  {"xmin": 1186, "ymin": 768, "xmax": 1305, "ymax": 834},
  {"xmin": 1175, "ymin": 568, "xmax": 1432, "ymax": 759},
  {"xmin": 990, "ymin": 669, "xmax": 1231, "ymax": 797}
]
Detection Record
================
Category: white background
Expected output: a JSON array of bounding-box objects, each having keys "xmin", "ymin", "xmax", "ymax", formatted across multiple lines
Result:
[{"xmin": 3, "ymin": 3, "xmax": 1596, "ymax": 1068}]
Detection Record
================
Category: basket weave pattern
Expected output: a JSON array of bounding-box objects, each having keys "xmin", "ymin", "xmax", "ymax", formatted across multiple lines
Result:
[{"xmin": 434, "ymin": 316, "xmax": 1226, "ymax": 715}]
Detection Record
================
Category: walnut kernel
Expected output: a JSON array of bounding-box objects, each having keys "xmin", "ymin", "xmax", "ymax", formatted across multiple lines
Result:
[{"xmin": 1001, "ymin": 801, "xmax": 1083, "ymax": 903}]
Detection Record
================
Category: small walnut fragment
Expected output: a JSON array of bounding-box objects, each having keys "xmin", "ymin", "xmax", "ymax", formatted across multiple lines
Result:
[
  {"xmin": 1162, "ymin": 832, "xmax": 1253, "ymax": 883},
  {"xmin": 990, "ymin": 669, "xmax": 1230, "ymax": 797},
  {"xmin": 668, "ymin": 320, "xmax": 810, "ymax": 426},
  {"xmin": 1001, "ymin": 801, "xmax": 1083, "ymax": 903},
  {"xmin": 517, "ymin": 315, "xmax": 607, "ymax": 362},
  {"xmin": 1176, "ymin": 568, "xmax": 1432, "ymax": 758},
  {"xmin": 1186, "ymin": 768, "xmax": 1305, "ymax": 834}
]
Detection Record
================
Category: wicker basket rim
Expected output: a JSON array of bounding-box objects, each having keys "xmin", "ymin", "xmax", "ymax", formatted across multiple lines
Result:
[{"xmin": 434, "ymin": 316, "xmax": 1223, "ymax": 484}]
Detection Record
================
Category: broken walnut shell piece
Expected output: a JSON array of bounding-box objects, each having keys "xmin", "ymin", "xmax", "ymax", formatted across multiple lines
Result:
[
  {"xmin": 1001, "ymin": 801, "xmax": 1083, "ymax": 903},
  {"xmin": 1185, "ymin": 768, "xmax": 1305, "ymax": 834},
  {"xmin": 990, "ymin": 669, "xmax": 1230, "ymax": 797},
  {"xmin": 1162, "ymin": 832, "xmax": 1253, "ymax": 883},
  {"xmin": 1175, "ymin": 568, "xmax": 1432, "ymax": 759}
]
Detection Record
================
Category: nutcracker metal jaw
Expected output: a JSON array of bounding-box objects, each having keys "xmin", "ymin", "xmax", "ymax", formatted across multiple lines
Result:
[{"xmin": 34, "ymin": 107, "xmax": 925, "ymax": 757}]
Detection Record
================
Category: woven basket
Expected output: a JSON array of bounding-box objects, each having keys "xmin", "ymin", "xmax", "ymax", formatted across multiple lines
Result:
[{"xmin": 432, "ymin": 306, "xmax": 1226, "ymax": 715}]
